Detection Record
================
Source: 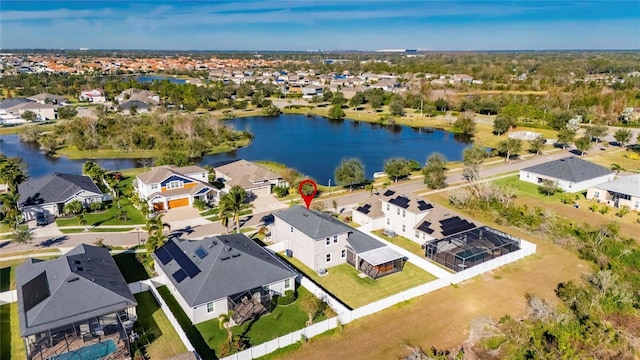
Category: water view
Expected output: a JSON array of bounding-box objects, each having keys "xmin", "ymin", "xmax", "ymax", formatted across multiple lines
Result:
[
  {"xmin": 136, "ymin": 75, "xmax": 187, "ymax": 84},
  {"xmin": 0, "ymin": 114, "xmax": 470, "ymax": 181}
]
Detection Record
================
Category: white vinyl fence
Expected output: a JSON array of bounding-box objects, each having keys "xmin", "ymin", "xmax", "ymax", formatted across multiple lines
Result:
[
  {"xmin": 221, "ymin": 239, "xmax": 536, "ymax": 360},
  {"xmin": 0, "ymin": 289, "xmax": 17, "ymax": 305}
]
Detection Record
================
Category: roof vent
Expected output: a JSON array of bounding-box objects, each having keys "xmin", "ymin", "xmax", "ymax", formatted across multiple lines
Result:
[
  {"xmin": 231, "ymin": 253, "xmax": 241, "ymax": 258},
  {"xmin": 67, "ymin": 276, "xmax": 80, "ymax": 282},
  {"xmin": 221, "ymin": 256, "xmax": 231, "ymax": 261},
  {"xmin": 303, "ymin": 213, "xmax": 308, "ymax": 217},
  {"xmin": 209, "ymin": 241, "xmax": 218, "ymax": 248},
  {"xmin": 225, "ymin": 246, "xmax": 232, "ymax": 252}
]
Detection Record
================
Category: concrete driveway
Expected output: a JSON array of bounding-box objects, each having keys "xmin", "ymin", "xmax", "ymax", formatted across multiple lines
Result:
[
  {"xmin": 161, "ymin": 207, "xmax": 211, "ymax": 230},
  {"xmin": 251, "ymin": 195, "xmax": 288, "ymax": 214}
]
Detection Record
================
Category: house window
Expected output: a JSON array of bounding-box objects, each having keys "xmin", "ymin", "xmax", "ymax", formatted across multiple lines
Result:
[
  {"xmin": 402, "ymin": 210, "xmax": 406, "ymax": 218},
  {"xmin": 290, "ymin": 226, "xmax": 294, "ymax": 233},
  {"xmin": 206, "ymin": 302, "xmax": 214, "ymax": 313},
  {"xmin": 386, "ymin": 218, "xmax": 390, "ymax": 225},
  {"xmin": 402, "ymin": 225, "xmax": 406, "ymax": 232},
  {"xmin": 333, "ymin": 235, "xmax": 338, "ymax": 243},
  {"xmin": 386, "ymin": 204, "xmax": 389, "ymax": 211},
  {"xmin": 594, "ymin": 191, "xmax": 600, "ymax": 198},
  {"xmin": 341, "ymin": 249, "xmax": 346, "ymax": 258},
  {"xmin": 326, "ymin": 238, "xmax": 330, "ymax": 246},
  {"xmin": 150, "ymin": 184, "xmax": 159, "ymax": 190},
  {"xmin": 285, "ymin": 279, "xmax": 291, "ymax": 289},
  {"xmin": 634, "ymin": 201, "xmax": 639, "ymax": 209},
  {"xmin": 326, "ymin": 253, "xmax": 331, "ymax": 263},
  {"xmin": 397, "ymin": 208, "xmax": 400, "ymax": 215},
  {"xmin": 415, "ymin": 230, "xmax": 419, "ymax": 238},
  {"xmin": 166, "ymin": 180, "xmax": 183, "ymax": 189}
]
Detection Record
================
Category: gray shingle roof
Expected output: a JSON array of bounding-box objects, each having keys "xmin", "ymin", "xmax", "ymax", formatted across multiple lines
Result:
[
  {"xmin": 521, "ymin": 156, "xmax": 614, "ymax": 183},
  {"xmin": 274, "ymin": 205, "xmax": 391, "ymax": 254},
  {"xmin": 16, "ymin": 244, "xmax": 137, "ymax": 336},
  {"xmin": 214, "ymin": 159, "xmax": 282, "ymax": 189},
  {"xmin": 153, "ymin": 235, "xmax": 297, "ymax": 307},
  {"xmin": 120, "ymin": 100, "xmax": 151, "ymax": 110},
  {"xmin": 593, "ymin": 174, "xmax": 640, "ymax": 197},
  {"xmin": 18, "ymin": 173, "xmax": 103, "ymax": 207},
  {"xmin": 0, "ymin": 97, "xmax": 32, "ymax": 109}
]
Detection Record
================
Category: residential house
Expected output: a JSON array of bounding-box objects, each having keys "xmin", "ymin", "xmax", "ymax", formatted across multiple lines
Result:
[
  {"xmin": 273, "ymin": 206, "xmax": 406, "ymax": 279},
  {"xmin": 119, "ymin": 100, "xmax": 152, "ymax": 115},
  {"xmin": 16, "ymin": 244, "xmax": 137, "ymax": 360},
  {"xmin": 353, "ymin": 189, "xmax": 476, "ymax": 243},
  {"xmin": 302, "ymin": 86, "xmax": 323, "ymax": 99},
  {"xmin": 587, "ymin": 174, "xmax": 640, "ymax": 210},
  {"xmin": 214, "ymin": 159, "xmax": 287, "ymax": 197},
  {"xmin": 135, "ymin": 165, "xmax": 218, "ymax": 212},
  {"xmin": 0, "ymin": 98, "xmax": 55, "ymax": 124},
  {"xmin": 26, "ymin": 93, "xmax": 69, "ymax": 106},
  {"xmin": 153, "ymin": 234, "xmax": 297, "ymax": 325},
  {"xmin": 115, "ymin": 88, "xmax": 161, "ymax": 106},
  {"xmin": 451, "ymin": 74, "xmax": 474, "ymax": 84},
  {"xmin": 79, "ymin": 89, "xmax": 106, "ymax": 103},
  {"xmin": 18, "ymin": 173, "xmax": 105, "ymax": 221},
  {"xmin": 519, "ymin": 156, "xmax": 615, "ymax": 193}
]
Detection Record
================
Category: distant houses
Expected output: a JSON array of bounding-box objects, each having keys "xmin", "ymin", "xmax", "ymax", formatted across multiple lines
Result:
[
  {"xmin": 0, "ymin": 97, "xmax": 57, "ymax": 124},
  {"xmin": 519, "ymin": 156, "xmax": 615, "ymax": 193},
  {"xmin": 79, "ymin": 89, "xmax": 106, "ymax": 103},
  {"xmin": 214, "ymin": 159, "xmax": 287, "ymax": 198}
]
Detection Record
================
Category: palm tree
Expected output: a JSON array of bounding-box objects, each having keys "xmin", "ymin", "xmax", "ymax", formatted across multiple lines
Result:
[
  {"xmin": 218, "ymin": 310, "xmax": 234, "ymax": 345},
  {"xmin": 0, "ymin": 192, "xmax": 21, "ymax": 230},
  {"xmin": 218, "ymin": 186, "xmax": 246, "ymax": 234},
  {"xmin": 0, "ymin": 158, "xmax": 26, "ymax": 192},
  {"xmin": 79, "ymin": 209, "xmax": 88, "ymax": 231},
  {"xmin": 145, "ymin": 214, "xmax": 170, "ymax": 253}
]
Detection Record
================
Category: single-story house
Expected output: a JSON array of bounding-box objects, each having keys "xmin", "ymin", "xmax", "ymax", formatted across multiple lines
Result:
[
  {"xmin": 587, "ymin": 174, "xmax": 640, "ymax": 210},
  {"xmin": 136, "ymin": 165, "xmax": 219, "ymax": 212},
  {"xmin": 18, "ymin": 173, "xmax": 105, "ymax": 221},
  {"xmin": 273, "ymin": 205, "xmax": 406, "ymax": 279},
  {"xmin": 79, "ymin": 89, "xmax": 106, "ymax": 103},
  {"xmin": 16, "ymin": 244, "xmax": 137, "ymax": 360},
  {"xmin": 153, "ymin": 234, "xmax": 297, "ymax": 325},
  {"xmin": 0, "ymin": 97, "xmax": 56, "ymax": 123},
  {"xmin": 214, "ymin": 159, "xmax": 288, "ymax": 197},
  {"xmin": 27, "ymin": 93, "xmax": 70, "ymax": 106},
  {"xmin": 519, "ymin": 156, "xmax": 615, "ymax": 193},
  {"xmin": 119, "ymin": 100, "xmax": 152, "ymax": 115},
  {"xmin": 115, "ymin": 88, "xmax": 160, "ymax": 105}
]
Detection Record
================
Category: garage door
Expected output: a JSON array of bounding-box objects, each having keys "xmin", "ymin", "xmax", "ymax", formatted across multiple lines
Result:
[
  {"xmin": 168, "ymin": 198, "xmax": 189, "ymax": 209},
  {"xmin": 153, "ymin": 202, "xmax": 165, "ymax": 212}
]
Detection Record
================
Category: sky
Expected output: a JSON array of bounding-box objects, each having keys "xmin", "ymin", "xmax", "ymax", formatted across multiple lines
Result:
[{"xmin": 1, "ymin": 1, "xmax": 639, "ymax": 51}]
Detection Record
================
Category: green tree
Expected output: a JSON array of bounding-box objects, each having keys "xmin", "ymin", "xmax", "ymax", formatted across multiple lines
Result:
[
  {"xmin": 281, "ymin": 167, "xmax": 300, "ymax": 189},
  {"xmin": 574, "ymin": 136, "xmax": 591, "ymax": 156},
  {"xmin": 384, "ymin": 158, "xmax": 411, "ymax": 182},
  {"xmin": 218, "ymin": 310, "xmax": 234, "ymax": 346},
  {"xmin": 613, "ymin": 129, "xmax": 632, "ymax": 147},
  {"xmin": 64, "ymin": 200, "xmax": 84, "ymax": 215},
  {"xmin": 422, "ymin": 153, "xmax": 447, "ymax": 189},
  {"xmin": 538, "ymin": 179, "xmax": 559, "ymax": 196},
  {"xmin": 334, "ymin": 158, "xmax": 366, "ymax": 189},
  {"xmin": 219, "ymin": 185, "xmax": 246, "ymax": 234},
  {"xmin": 557, "ymin": 128, "xmax": 576, "ymax": 149},
  {"xmin": 462, "ymin": 145, "xmax": 487, "ymax": 181},
  {"xmin": 328, "ymin": 104, "xmax": 345, "ymax": 120},
  {"xmin": 434, "ymin": 98, "xmax": 449, "ymax": 111},
  {"xmin": 496, "ymin": 138, "xmax": 522, "ymax": 161},
  {"xmin": 145, "ymin": 214, "xmax": 170, "ymax": 253},
  {"xmin": 78, "ymin": 209, "xmax": 88, "ymax": 231},
  {"xmin": 13, "ymin": 228, "xmax": 34, "ymax": 252},
  {"xmin": 0, "ymin": 156, "xmax": 27, "ymax": 191},
  {"xmin": 453, "ymin": 116, "xmax": 476, "ymax": 136},
  {"xmin": 528, "ymin": 135, "xmax": 546, "ymax": 155},
  {"xmin": 330, "ymin": 92, "xmax": 346, "ymax": 106},
  {"xmin": 348, "ymin": 92, "xmax": 365, "ymax": 109},
  {"xmin": 21, "ymin": 110, "xmax": 37, "ymax": 121},
  {"xmin": 389, "ymin": 96, "xmax": 405, "ymax": 116},
  {"xmin": 585, "ymin": 125, "xmax": 608, "ymax": 143},
  {"xmin": 57, "ymin": 106, "xmax": 78, "ymax": 119},
  {"xmin": 493, "ymin": 115, "xmax": 514, "ymax": 135},
  {"xmin": 0, "ymin": 192, "xmax": 21, "ymax": 230},
  {"xmin": 262, "ymin": 104, "xmax": 281, "ymax": 117}
]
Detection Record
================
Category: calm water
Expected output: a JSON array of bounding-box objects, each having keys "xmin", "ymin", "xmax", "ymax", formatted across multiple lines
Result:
[
  {"xmin": 0, "ymin": 115, "xmax": 470, "ymax": 181},
  {"xmin": 136, "ymin": 75, "xmax": 187, "ymax": 84}
]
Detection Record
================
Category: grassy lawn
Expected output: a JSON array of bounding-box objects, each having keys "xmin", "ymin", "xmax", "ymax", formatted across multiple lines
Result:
[
  {"xmin": 55, "ymin": 148, "xmax": 162, "ymax": 160},
  {"xmin": 0, "ymin": 248, "xmax": 60, "ymax": 259},
  {"xmin": 134, "ymin": 291, "xmax": 187, "ymax": 360},
  {"xmin": 113, "ymin": 252, "xmax": 150, "ymax": 283},
  {"xmin": 196, "ymin": 287, "xmax": 334, "ymax": 353},
  {"xmin": 0, "ymin": 303, "xmax": 26, "ymax": 360},
  {"xmin": 59, "ymin": 227, "xmax": 137, "ymax": 234},
  {"xmin": 492, "ymin": 175, "xmax": 569, "ymax": 203},
  {"xmin": 282, "ymin": 257, "xmax": 437, "ymax": 308},
  {"xmin": 586, "ymin": 148, "xmax": 640, "ymax": 173},
  {"xmin": 373, "ymin": 230, "xmax": 424, "ymax": 257}
]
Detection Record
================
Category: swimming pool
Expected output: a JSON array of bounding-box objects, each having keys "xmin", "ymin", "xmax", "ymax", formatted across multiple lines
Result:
[{"xmin": 48, "ymin": 339, "xmax": 117, "ymax": 360}]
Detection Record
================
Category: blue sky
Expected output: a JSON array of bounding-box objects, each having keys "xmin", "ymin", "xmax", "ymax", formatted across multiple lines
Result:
[{"xmin": 1, "ymin": 1, "xmax": 639, "ymax": 50}]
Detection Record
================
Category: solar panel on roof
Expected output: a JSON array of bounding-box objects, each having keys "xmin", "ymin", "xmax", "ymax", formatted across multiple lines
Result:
[
  {"xmin": 154, "ymin": 246, "xmax": 172, "ymax": 265},
  {"xmin": 389, "ymin": 196, "xmax": 410, "ymax": 209},
  {"xmin": 441, "ymin": 219, "xmax": 475, "ymax": 236},
  {"xmin": 440, "ymin": 216, "xmax": 461, "ymax": 225},
  {"xmin": 416, "ymin": 221, "xmax": 433, "ymax": 234},
  {"xmin": 194, "ymin": 246, "xmax": 208, "ymax": 259},
  {"xmin": 417, "ymin": 201, "xmax": 433, "ymax": 211},
  {"xmin": 172, "ymin": 269, "xmax": 188, "ymax": 283},
  {"xmin": 165, "ymin": 240, "xmax": 201, "ymax": 278},
  {"xmin": 383, "ymin": 190, "xmax": 395, "ymax": 197},
  {"xmin": 22, "ymin": 272, "xmax": 50, "ymax": 312}
]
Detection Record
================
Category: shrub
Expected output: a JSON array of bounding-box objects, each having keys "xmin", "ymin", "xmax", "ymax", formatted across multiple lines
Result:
[
  {"xmin": 615, "ymin": 205, "xmax": 630, "ymax": 218},
  {"xmin": 589, "ymin": 204, "xmax": 598, "ymax": 212},
  {"xmin": 89, "ymin": 202, "xmax": 104, "ymax": 212},
  {"xmin": 599, "ymin": 205, "xmax": 610, "ymax": 214},
  {"xmin": 64, "ymin": 200, "xmax": 84, "ymax": 215},
  {"xmin": 277, "ymin": 290, "xmax": 297, "ymax": 305},
  {"xmin": 193, "ymin": 199, "xmax": 208, "ymax": 211},
  {"xmin": 560, "ymin": 194, "xmax": 574, "ymax": 205},
  {"xmin": 273, "ymin": 186, "xmax": 289, "ymax": 198}
]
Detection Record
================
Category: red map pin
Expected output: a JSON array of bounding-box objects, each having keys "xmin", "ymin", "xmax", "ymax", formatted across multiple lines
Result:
[{"xmin": 298, "ymin": 179, "xmax": 318, "ymax": 209}]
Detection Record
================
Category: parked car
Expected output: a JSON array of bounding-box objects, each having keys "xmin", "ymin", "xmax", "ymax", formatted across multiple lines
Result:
[{"xmin": 36, "ymin": 212, "xmax": 48, "ymax": 226}]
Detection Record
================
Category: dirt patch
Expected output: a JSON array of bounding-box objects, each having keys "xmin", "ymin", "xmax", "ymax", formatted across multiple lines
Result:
[{"xmin": 276, "ymin": 230, "xmax": 589, "ymax": 360}]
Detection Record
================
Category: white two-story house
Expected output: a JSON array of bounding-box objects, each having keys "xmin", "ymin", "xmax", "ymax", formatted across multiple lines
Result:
[{"xmin": 135, "ymin": 165, "xmax": 219, "ymax": 212}]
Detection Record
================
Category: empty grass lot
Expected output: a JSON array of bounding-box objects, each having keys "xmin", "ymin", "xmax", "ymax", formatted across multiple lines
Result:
[
  {"xmin": 282, "ymin": 257, "xmax": 437, "ymax": 308},
  {"xmin": 0, "ymin": 303, "xmax": 26, "ymax": 360},
  {"xmin": 196, "ymin": 287, "xmax": 335, "ymax": 353},
  {"xmin": 134, "ymin": 291, "xmax": 187, "ymax": 360}
]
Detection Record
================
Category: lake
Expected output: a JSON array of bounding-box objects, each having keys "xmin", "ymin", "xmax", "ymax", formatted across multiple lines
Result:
[
  {"xmin": 0, "ymin": 114, "xmax": 470, "ymax": 182},
  {"xmin": 136, "ymin": 75, "xmax": 187, "ymax": 84}
]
